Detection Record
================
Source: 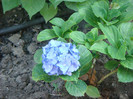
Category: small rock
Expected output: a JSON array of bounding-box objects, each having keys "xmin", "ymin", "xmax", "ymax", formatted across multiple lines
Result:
[
  {"xmin": 9, "ymin": 78, "xmax": 17, "ymax": 87},
  {"xmin": 8, "ymin": 34, "xmax": 21, "ymax": 45},
  {"xmin": 24, "ymin": 83, "xmax": 32, "ymax": 92},
  {"xmin": 19, "ymin": 82, "xmax": 27, "ymax": 89},
  {"xmin": 27, "ymin": 43, "xmax": 37, "ymax": 54},
  {"xmin": 1, "ymin": 43, "xmax": 12, "ymax": 54},
  {"xmin": 21, "ymin": 74, "xmax": 29, "ymax": 82},
  {"xmin": 119, "ymin": 94, "xmax": 129, "ymax": 99},
  {"xmin": 16, "ymin": 76, "xmax": 22, "ymax": 83},
  {"xmin": 12, "ymin": 46, "xmax": 24, "ymax": 57}
]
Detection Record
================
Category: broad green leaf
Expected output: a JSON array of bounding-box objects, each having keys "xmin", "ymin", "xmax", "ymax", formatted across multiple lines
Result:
[
  {"xmin": 50, "ymin": 17, "xmax": 65, "ymax": 27},
  {"xmin": 86, "ymin": 28, "xmax": 98, "ymax": 43},
  {"xmin": 104, "ymin": 60, "xmax": 119, "ymax": 70},
  {"xmin": 90, "ymin": 41, "xmax": 108, "ymax": 54},
  {"xmin": 62, "ymin": 12, "xmax": 83, "ymax": 33},
  {"xmin": 65, "ymin": 80, "xmax": 87, "ymax": 96},
  {"xmin": 63, "ymin": 0, "xmax": 86, "ymax": 2},
  {"xmin": 60, "ymin": 71, "xmax": 79, "ymax": 81},
  {"xmin": 84, "ymin": 7, "xmax": 99, "ymax": 27},
  {"xmin": 57, "ymin": 37, "xmax": 67, "ymax": 43},
  {"xmin": 108, "ymin": 45, "xmax": 126, "ymax": 60},
  {"xmin": 2, "ymin": 0, "xmax": 20, "ymax": 13},
  {"xmin": 85, "ymin": 42, "xmax": 91, "ymax": 49},
  {"xmin": 98, "ymin": 23, "xmax": 122, "ymax": 47},
  {"xmin": 32, "ymin": 64, "xmax": 58, "ymax": 82},
  {"xmin": 49, "ymin": 0, "xmax": 62, "ymax": 8},
  {"xmin": 79, "ymin": 61, "xmax": 92, "ymax": 76},
  {"xmin": 120, "ymin": 56, "xmax": 133, "ymax": 70},
  {"xmin": 118, "ymin": 11, "xmax": 133, "ymax": 24},
  {"xmin": 70, "ymin": 31, "xmax": 86, "ymax": 44},
  {"xmin": 37, "ymin": 29, "xmax": 57, "ymax": 41},
  {"xmin": 117, "ymin": 66, "xmax": 133, "ymax": 83},
  {"xmin": 40, "ymin": 3, "xmax": 58, "ymax": 22},
  {"xmin": 91, "ymin": 1, "xmax": 109, "ymax": 19},
  {"xmin": 118, "ymin": 22, "xmax": 133, "ymax": 55},
  {"xmin": 78, "ymin": 45, "xmax": 93, "ymax": 67},
  {"xmin": 86, "ymin": 85, "xmax": 101, "ymax": 98},
  {"xmin": 53, "ymin": 26, "xmax": 62, "ymax": 37},
  {"xmin": 34, "ymin": 49, "xmax": 43, "ymax": 64},
  {"xmin": 65, "ymin": 0, "xmax": 96, "ymax": 11},
  {"xmin": 108, "ymin": 9, "xmax": 121, "ymax": 21},
  {"xmin": 21, "ymin": 0, "xmax": 45, "ymax": 19}
]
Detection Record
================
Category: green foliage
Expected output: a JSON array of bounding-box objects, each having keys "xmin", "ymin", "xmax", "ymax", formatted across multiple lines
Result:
[
  {"xmin": 70, "ymin": 31, "xmax": 86, "ymax": 44},
  {"xmin": 120, "ymin": 56, "xmax": 133, "ymax": 70},
  {"xmin": 34, "ymin": 49, "xmax": 43, "ymax": 64},
  {"xmin": 40, "ymin": 3, "xmax": 58, "ymax": 22},
  {"xmin": 59, "ymin": 71, "xmax": 80, "ymax": 81},
  {"xmin": 90, "ymin": 41, "xmax": 108, "ymax": 54},
  {"xmin": 86, "ymin": 85, "xmax": 101, "ymax": 98},
  {"xmin": 104, "ymin": 60, "xmax": 119, "ymax": 70},
  {"xmin": 21, "ymin": 0, "xmax": 45, "ymax": 19},
  {"xmin": 65, "ymin": 80, "xmax": 87, "ymax": 96},
  {"xmin": 37, "ymin": 29, "xmax": 57, "ymax": 41},
  {"xmin": 32, "ymin": 64, "xmax": 58, "ymax": 82},
  {"xmin": 2, "ymin": 0, "xmax": 20, "ymax": 13},
  {"xmin": 117, "ymin": 66, "xmax": 133, "ymax": 83}
]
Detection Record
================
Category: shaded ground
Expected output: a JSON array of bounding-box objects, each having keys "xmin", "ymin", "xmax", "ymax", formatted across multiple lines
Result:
[{"xmin": 0, "ymin": 6, "xmax": 133, "ymax": 99}]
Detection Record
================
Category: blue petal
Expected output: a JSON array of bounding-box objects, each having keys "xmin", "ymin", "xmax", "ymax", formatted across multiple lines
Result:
[
  {"xmin": 49, "ymin": 40, "xmax": 62, "ymax": 47},
  {"xmin": 42, "ymin": 63, "xmax": 53, "ymax": 73}
]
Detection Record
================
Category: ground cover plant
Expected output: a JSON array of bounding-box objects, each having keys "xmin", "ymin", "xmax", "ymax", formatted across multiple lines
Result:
[{"xmin": 2, "ymin": 0, "xmax": 133, "ymax": 98}]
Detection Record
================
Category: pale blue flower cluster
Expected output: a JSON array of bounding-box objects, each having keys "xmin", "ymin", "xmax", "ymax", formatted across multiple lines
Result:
[{"xmin": 42, "ymin": 40, "xmax": 80, "ymax": 76}]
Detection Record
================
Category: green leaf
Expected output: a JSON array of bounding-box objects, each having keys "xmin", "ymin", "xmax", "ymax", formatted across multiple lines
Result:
[
  {"xmin": 40, "ymin": 3, "xmax": 58, "ymax": 22},
  {"xmin": 117, "ymin": 66, "xmax": 133, "ymax": 83},
  {"xmin": 86, "ymin": 28, "xmax": 98, "ymax": 43},
  {"xmin": 50, "ymin": 17, "xmax": 65, "ymax": 27},
  {"xmin": 120, "ymin": 56, "xmax": 133, "ymax": 70},
  {"xmin": 70, "ymin": 31, "xmax": 86, "ymax": 44},
  {"xmin": 86, "ymin": 85, "xmax": 101, "ymax": 98},
  {"xmin": 64, "ymin": 0, "xmax": 86, "ymax": 2},
  {"xmin": 62, "ymin": 12, "xmax": 83, "ymax": 33},
  {"xmin": 104, "ymin": 60, "xmax": 119, "ymax": 70},
  {"xmin": 49, "ymin": 0, "xmax": 62, "ymax": 8},
  {"xmin": 2, "ymin": 0, "xmax": 20, "ymax": 13},
  {"xmin": 34, "ymin": 49, "xmax": 43, "ymax": 64},
  {"xmin": 21, "ymin": 0, "xmax": 45, "ymax": 19},
  {"xmin": 32, "ymin": 64, "xmax": 58, "ymax": 82},
  {"xmin": 79, "ymin": 61, "xmax": 92, "ymax": 76},
  {"xmin": 78, "ymin": 45, "xmax": 93, "ymax": 67},
  {"xmin": 37, "ymin": 29, "xmax": 57, "ymax": 41},
  {"xmin": 53, "ymin": 26, "xmax": 62, "ymax": 37},
  {"xmin": 108, "ymin": 9, "xmax": 121, "ymax": 21},
  {"xmin": 84, "ymin": 7, "xmax": 99, "ymax": 27},
  {"xmin": 91, "ymin": 1, "xmax": 109, "ymax": 19},
  {"xmin": 90, "ymin": 41, "xmax": 108, "ymax": 54},
  {"xmin": 118, "ymin": 11, "xmax": 133, "ymax": 24},
  {"xmin": 108, "ymin": 45, "xmax": 126, "ymax": 60},
  {"xmin": 57, "ymin": 37, "xmax": 67, "ymax": 43},
  {"xmin": 60, "ymin": 71, "xmax": 79, "ymax": 81},
  {"xmin": 98, "ymin": 23, "xmax": 122, "ymax": 47},
  {"xmin": 118, "ymin": 22, "xmax": 133, "ymax": 55},
  {"xmin": 65, "ymin": 80, "xmax": 87, "ymax": 96}
]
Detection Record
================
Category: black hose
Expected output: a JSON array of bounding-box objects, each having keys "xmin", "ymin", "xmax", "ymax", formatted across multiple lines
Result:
[{"xmin": 0, "ymin": 17, "xmax": 45, "ymax": 35}]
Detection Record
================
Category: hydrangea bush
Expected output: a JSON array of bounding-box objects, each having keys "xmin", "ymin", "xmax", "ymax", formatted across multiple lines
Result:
[{"xmin": 2, "ymin": 0, "xmax": 133, "ymax": 98}]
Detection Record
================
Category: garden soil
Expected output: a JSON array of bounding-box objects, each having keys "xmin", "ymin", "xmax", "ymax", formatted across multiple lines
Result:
[{"xmin": 0, "ymin": 6, "xmax": 133, "ymax": 99}]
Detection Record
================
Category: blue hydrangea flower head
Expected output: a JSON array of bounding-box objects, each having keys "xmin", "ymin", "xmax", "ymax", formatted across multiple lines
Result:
[{"xmin": 42, "ymin": 40, "xmax": 80, "ymax": 76}]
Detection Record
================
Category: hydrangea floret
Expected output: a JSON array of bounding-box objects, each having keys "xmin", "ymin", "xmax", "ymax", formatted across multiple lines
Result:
[{"xmin": 42, "ymin": 40, "xmax": 80, "ymax": 76}]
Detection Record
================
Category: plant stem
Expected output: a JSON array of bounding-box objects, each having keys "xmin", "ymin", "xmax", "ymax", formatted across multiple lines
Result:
[{"xmin": 97, "ymin": 69, "xmax": 118, "ymax": 85}]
